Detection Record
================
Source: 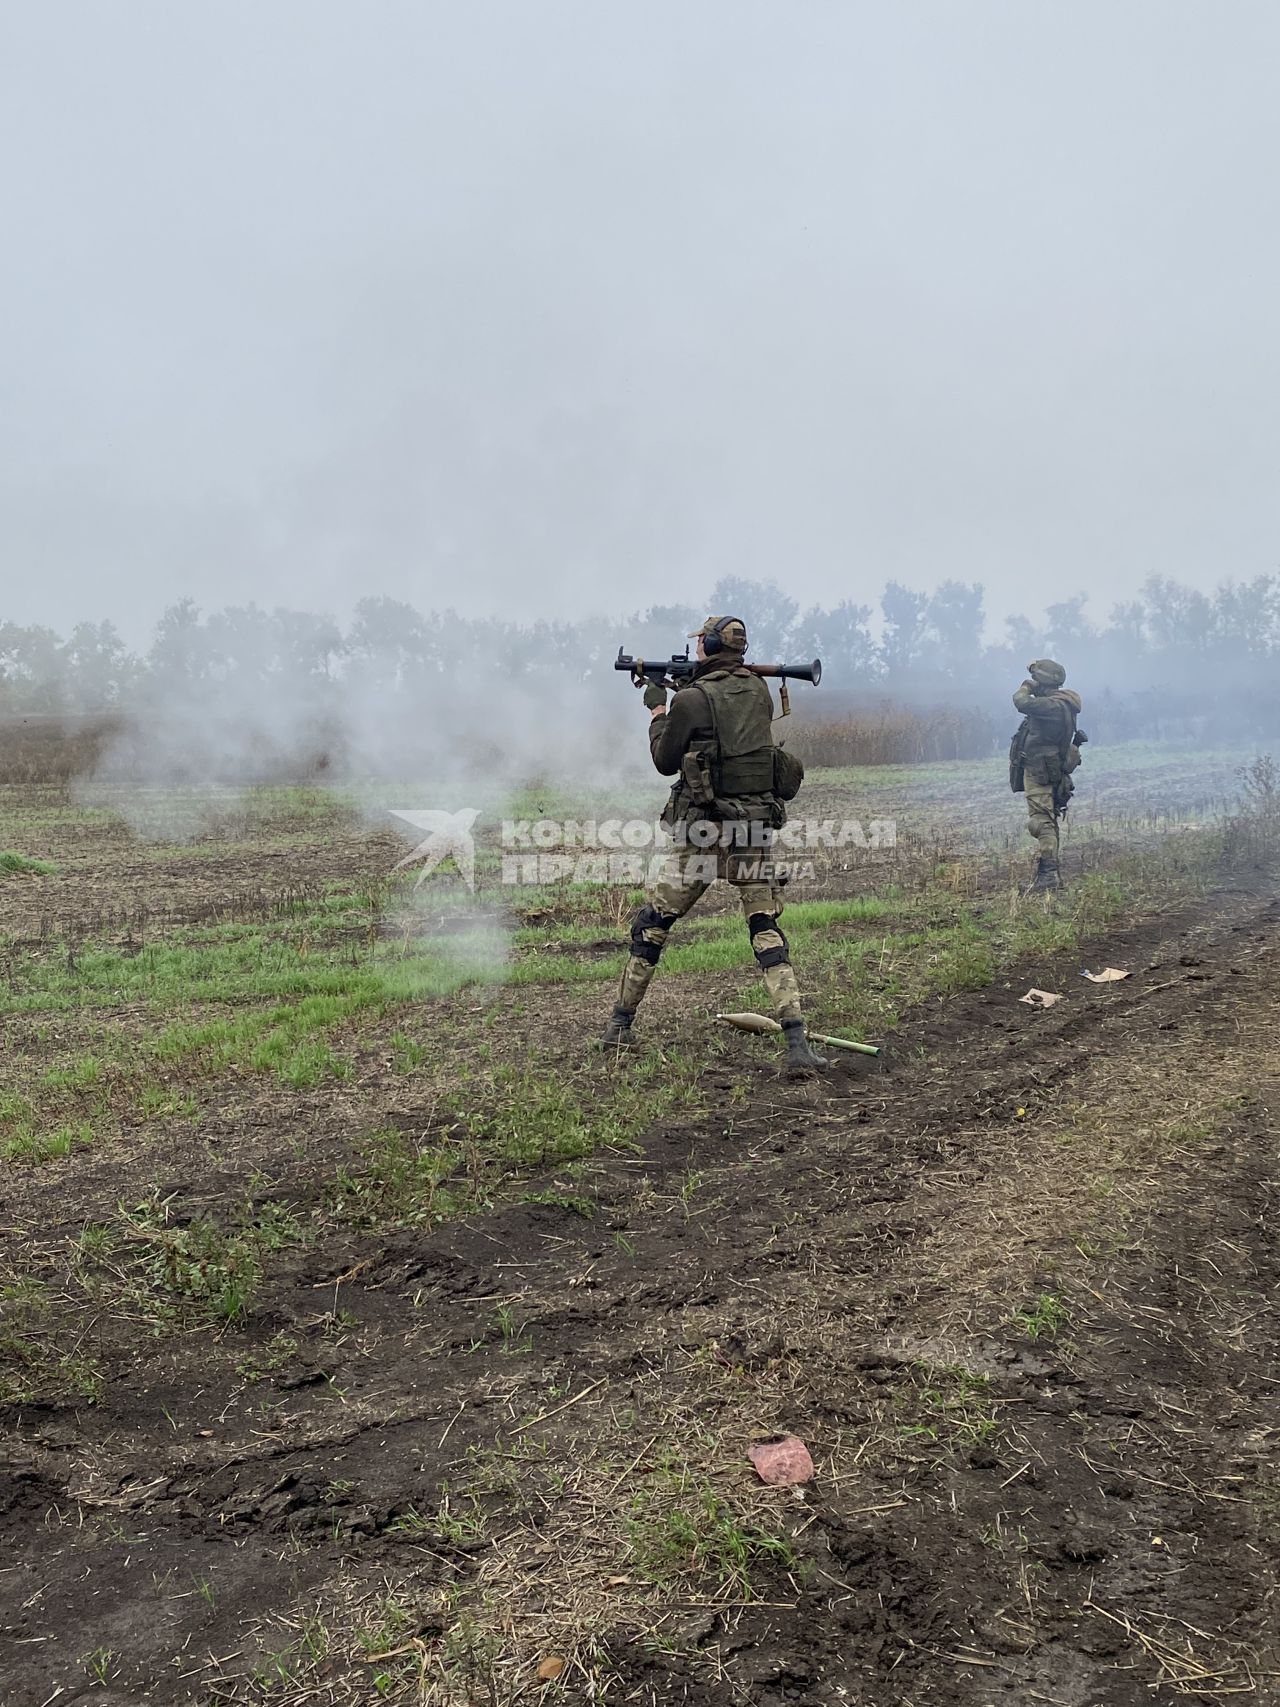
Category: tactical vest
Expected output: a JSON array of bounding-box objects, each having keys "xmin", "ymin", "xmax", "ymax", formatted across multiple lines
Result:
[
  {"xmin": 1010, "ymin": 691, "xmax": 1085, "ymax": 798},
  {"xmin": 670, "ymin": 666, "xmax": 779, "ymax": 822}
]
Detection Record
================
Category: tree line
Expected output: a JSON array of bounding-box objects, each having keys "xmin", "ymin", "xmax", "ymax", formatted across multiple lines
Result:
[{"xmin": 4, "ymin": 574, "xmax": 1280, "ymax": 742}]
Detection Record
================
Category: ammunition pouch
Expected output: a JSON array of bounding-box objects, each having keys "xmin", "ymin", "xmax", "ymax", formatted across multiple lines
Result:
[
  {"xmin": 662, "ymin": 786, "xmax": 781, "ymax": 831},
  {"xmin": 680, "ymin": 749, "xmax": 716, "ymax": 808}
]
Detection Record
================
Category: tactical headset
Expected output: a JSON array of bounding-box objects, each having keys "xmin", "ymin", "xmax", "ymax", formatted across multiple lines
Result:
[{"xmin": 703, "ymin": 616, "xmax": 744, "ymax": 656}]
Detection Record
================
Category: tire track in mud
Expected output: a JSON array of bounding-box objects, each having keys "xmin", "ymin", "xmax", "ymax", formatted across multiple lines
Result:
[{"xmin": 2, "ymin": 881, "xmax": 1279, "ymax": 1703}]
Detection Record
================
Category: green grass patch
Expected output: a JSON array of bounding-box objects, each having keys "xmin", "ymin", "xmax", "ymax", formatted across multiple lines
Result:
[
  {"xmin": 1014, "ymin": 1292, "xmax": 1069, "ymax": 1341},
  {"xmin": 0, "ymin": 849, "xmax": 57, "ymax": 875},
  {"xmin": 330, "ymin": 1129, "xmax": 466, "ymax": 1229},
  {"xmin": 82, "ymin": 1191, "xmax": 308, "ymax": 1326},
  {"xmin": 330, "ymin": 1047, "xmax": 700, "ymax": 1235},
  {"xmin": 235, "ymin": 1331, "xmax": 302, "ymax": 1383},
  {"xmin": 0, "ymin": 1093, "xmax": 34, "ymax": 1127},
  {"xmin": 40, "ymin": 1054, "xmax": 105, "ymax": 1092},
  {"xmin": 627, "ymin": 1472, "xmax": 794, "ymax": 1599},
  {"xmin": 1, "ymin": 1121, "xmax": 95, "ymax": 1163},
  {"xmin": 388, "ymin": 1031, "xmax": 427, "ymax": 1073},
  {"xmin": 453, "ymin": 1048, "xmax": 693, "ymax": 1169}
]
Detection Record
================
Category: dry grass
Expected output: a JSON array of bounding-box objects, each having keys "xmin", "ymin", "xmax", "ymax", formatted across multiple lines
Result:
[
  {"xmin": 1083, "ymin": 1602, "xmax": 1268, "ymax": 1697},
  {"xmin": 1, "ymin": 704, "xmax": 1004, "ymax": 788},
  {"xmin": 0, "ymin": 712, "xmax": 127, "ymax": 783},
  {"xmin": 788, "ymin": 701, "xmax": 998, "ymax": 767}
]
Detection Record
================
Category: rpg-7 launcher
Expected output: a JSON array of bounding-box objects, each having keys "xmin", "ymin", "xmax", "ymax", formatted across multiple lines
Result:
[{"xmin": 614, "ymin": 647, "xmax": 821, "ymax": 715}]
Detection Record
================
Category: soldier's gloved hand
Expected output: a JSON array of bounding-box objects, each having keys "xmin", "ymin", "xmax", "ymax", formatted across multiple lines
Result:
[{"xmin": 643, "ymin": 683, "xmax": 668, "ymax": 711}]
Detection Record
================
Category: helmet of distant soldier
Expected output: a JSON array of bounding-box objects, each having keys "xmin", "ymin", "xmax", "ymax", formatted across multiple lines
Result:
[{"xmin": 1027, "ymin": 658, "xmax": 1067, "ymax": 689}]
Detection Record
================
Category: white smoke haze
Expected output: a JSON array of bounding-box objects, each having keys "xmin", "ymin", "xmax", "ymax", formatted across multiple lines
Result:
[
  {"xmin": 61, "ymin": 569, "xmax": 1280, "ymax": 807},
  {"xmin": 379, "ymin": 881, "xmax": 513, "ymax": 999},
  {"xmin": 35, "ymin": 567, "xmax": 1280, "ymax": 854},
  {"xmin": 74, "ymin": 612, "xmax": 654, "ymax": 825}
]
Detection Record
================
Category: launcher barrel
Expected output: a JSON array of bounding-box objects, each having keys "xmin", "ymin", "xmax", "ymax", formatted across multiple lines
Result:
[{"xmin": 614, "ymin": 649, "xmax": 822, "ymax": 688}]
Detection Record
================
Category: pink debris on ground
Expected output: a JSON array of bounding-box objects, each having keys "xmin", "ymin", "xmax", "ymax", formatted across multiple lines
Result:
[{"xmin": 748, "ymin": 1435, "xmax": 815, "ymax": 1485}]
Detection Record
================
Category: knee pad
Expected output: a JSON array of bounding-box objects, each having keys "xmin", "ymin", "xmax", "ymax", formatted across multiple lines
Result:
[
  {"xmin": 630, "ymin": 903, "xmax": 677, "ymax": 965},
  {"xmin": 748, "ymin": 911, "xmax": 790, "ymax": 971}
]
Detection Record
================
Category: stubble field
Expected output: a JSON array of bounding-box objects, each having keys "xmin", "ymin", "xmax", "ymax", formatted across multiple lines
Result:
[{"xmin": 1, "ymin": 741, "xmax": 1277, "ymax": 1706}]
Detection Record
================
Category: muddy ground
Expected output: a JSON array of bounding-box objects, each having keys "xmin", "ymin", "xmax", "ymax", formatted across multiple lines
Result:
[{"xmin": 2, "ymin": 850, "xmax": 1278, "ymax": 1705}]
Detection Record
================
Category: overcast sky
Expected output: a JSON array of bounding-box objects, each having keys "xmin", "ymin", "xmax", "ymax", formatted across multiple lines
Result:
[{"xmin": 3, "ymin": 0, "xmax": 1278, "ymax": 643}]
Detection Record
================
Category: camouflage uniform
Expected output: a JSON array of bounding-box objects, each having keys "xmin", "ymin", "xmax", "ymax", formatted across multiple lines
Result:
[
  {"xmin": 617, "ymin": 841, "xmax": 800, "ymax": 1021},
  {"xmin": 1021, "ymin": 762, "xmax": 1061, "ymax": 860},
  {"xmin": 606, "ymin": 616, "xmax": 819, "ymax": 1062},
  {"xmin": 1012, "ymin": 659, "xmax": 1083, "ymax": 883}
]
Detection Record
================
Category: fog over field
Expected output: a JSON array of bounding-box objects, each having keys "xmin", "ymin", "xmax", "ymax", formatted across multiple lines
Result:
[{"xmin": 4, "ymin": 0, "xmax": 1280, "ymax": 655}]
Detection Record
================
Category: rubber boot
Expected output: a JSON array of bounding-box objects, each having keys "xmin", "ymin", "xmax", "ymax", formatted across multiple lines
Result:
[
  {"xmin": 1026, "ymin": 855, "xmax": 1061, "ymax": 894},
  {"xmin": 599, "ymin": 1005, "xmax": 636, "ymax": 1049},
  {"xmin": 782, "ymin": 1018, "xmax": 829, "ymax": 1071}
]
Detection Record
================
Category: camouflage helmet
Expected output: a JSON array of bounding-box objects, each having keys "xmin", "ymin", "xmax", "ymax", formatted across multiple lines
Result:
[
  {"xmin": 1028, "ymin": 658, "xmax": 1067, "ymax": 689},
  {"xmin": 688, "ymin": 615, "xmax": 748, "ymax": 654}
]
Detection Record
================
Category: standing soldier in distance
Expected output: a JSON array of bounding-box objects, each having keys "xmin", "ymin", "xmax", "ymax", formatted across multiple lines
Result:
[
  {"xmin": 600, "ymin": 615, "xmax": 828, "ymax": 1070},
  {"xmin": 1011, "ymin": 658, "xmax": 1084, "ymax": 892}
]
